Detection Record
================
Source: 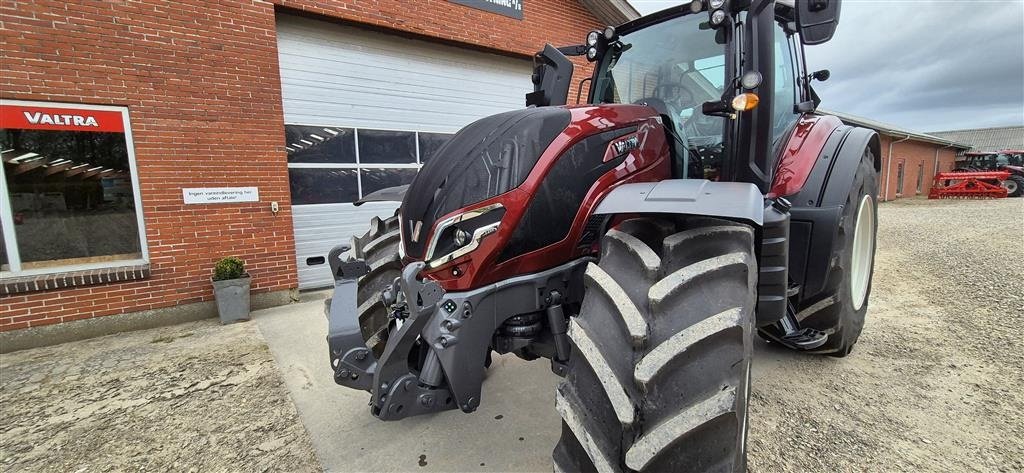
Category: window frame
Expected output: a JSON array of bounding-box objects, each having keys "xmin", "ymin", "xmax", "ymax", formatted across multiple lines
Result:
[
  {"xmin": 0, "ymin": 99, "xmax": 149, "ymax": 277},
  {"xmin": 284, "ymin": 124, "xmax": 453, "ymax": 206}
]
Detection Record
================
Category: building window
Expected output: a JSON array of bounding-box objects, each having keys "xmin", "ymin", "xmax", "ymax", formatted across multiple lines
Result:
[
  {"xmin": 1, "ymin": 100, "xmax": 147, "ymax": 276},
  {"xmin": 896, "ymin": 161, "xmax": 906, "ymax": 196},
  {"xmin": 284, "ymin": 125, "xmax": 453, "ymax": 205},
  {"xmin": 916, "ymin": 162, "xmax": 925, "ymax": 194}
]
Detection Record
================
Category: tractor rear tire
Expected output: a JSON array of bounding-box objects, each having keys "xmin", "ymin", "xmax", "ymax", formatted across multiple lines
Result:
[
  {"xmin": 354, "ymin": 214, "xmax": 402, "ymax": 356},
  {"xmin": 1003, "ymin": 175, "xmax": 1024, "ymax": 197},
  {"xmin": 788, "ymin": 147, "xmax": 878, "ymax": 356},
  {"xmin": 553, "ymin": 217, "xmax": 757, "ymax": 473}
]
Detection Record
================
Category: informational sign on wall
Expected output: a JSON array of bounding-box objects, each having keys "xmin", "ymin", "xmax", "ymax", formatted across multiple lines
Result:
[
  {"xmin": 448, "ymin": 0, "xmax": 523, "ymax": 20},
  {"xmin": 182, "ymin": 187, "xmax": 259, "ymax": 204}
]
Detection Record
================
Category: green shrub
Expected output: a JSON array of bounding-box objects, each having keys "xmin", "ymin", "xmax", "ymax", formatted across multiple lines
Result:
[{"xmin": 213, "ymin": 256, "xmax": 246, "ymax": 281}]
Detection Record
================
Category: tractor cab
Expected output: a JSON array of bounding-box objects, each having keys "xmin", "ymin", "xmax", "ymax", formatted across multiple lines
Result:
[
  {"xmin": 995, "ymin": 150, "xmax": 1024, "ymax": 168},
  {"xmin": 960, "ymin": 150, "xmax": 1024, "ymax": 171},
  {"xmin": 530, "ymin": 0, "xmax": 842, "ymax": 193}
]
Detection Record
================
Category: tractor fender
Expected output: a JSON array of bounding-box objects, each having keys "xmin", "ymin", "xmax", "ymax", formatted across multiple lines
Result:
[
  {"xmin": 592, "ymin": 179, "xmax": 792, "ymax": 328},
  {"xmin": 591, "ymin": 179, "xmax": 765, "ymax": 226},
  {"xmin": 769, "ymin": 115, "xmax": 844, "ymax": 199},
  {"xmin": 787, "ymin": 125, "xmax": 880, "ymax": 303}
]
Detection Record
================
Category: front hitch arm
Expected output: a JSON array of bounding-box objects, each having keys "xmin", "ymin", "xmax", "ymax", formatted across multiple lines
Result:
[{"xmin": 326, "ymin": 243, "xmax": 376, "ymax": 391}]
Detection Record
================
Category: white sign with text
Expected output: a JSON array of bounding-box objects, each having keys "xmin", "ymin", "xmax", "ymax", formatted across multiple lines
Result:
[{"xmin": 182, "ymin": 187, "xmax": 259, "ymax": 204}]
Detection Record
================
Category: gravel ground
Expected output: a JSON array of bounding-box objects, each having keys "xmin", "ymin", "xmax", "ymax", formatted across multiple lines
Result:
[
  {"xmin": 0, "ymin": 320, "xmax": 319, "ymax": 472},
  {"xmin": 749, "ymin": 197, "xmax": 1024, "ymax": 472},
  {"xmin": 0, "ymin": 197, "xmax": 1020, "ymax": 472}
]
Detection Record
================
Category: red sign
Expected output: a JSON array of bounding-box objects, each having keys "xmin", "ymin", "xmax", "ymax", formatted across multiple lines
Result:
[{"xmin": 0, "ymin": 104, "xmax": 125, "ymax": 133}]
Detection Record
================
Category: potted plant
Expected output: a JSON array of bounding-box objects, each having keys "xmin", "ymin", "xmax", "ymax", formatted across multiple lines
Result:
[{"xmin": 212, "ymin": 256, "xmax": 251, "ymax": 324}]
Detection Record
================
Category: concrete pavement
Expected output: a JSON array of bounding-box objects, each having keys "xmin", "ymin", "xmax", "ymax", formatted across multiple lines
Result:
[{"xmin": 253, "ymin": 294, "xmax": 561, "ymax": 472}]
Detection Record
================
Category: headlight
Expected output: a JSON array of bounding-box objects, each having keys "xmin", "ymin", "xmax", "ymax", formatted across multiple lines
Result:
[
  {"xmin": 587, "ymin": 31, "xmax": 600, "ymax": 46},
  {"xmin": 710, "ymin": 9, "xmax": 727, "ymax": 25},
  {"xmin": 454, "ymin": 228, "xmax": 472, "ymax": 247},
  {"xmin": 586, "ymin": 46, "xmax": 599, "ymax": 61},
  {"xmin": 425, "ymin": 203, "xmax": 505, "ymax": 268},
  {"xmin": 709, "ymin": 0, "xmax": 726, "ymax": 9}
]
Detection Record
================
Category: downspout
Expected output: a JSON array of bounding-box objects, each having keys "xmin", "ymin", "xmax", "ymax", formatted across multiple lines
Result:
[{"xmin": 885, "ymin": 134, "xmax": 912, "ymax": 201}]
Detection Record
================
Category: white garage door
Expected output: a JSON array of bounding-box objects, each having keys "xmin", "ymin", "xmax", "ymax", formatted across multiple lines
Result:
[{"xmin": 277, "ymin": 15, "xmax": 534, "ymax": 289}]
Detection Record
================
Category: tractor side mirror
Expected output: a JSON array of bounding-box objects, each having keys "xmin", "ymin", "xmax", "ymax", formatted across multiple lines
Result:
[
  {"xmin": 526, "ymin": 44, "xmax": 574, "ymax": 107},
  {"xmin": 795, "ymin": 0, "xmax": 841, "ymax": 45}
]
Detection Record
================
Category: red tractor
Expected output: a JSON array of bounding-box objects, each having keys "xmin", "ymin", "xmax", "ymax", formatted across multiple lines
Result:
[
  {"xmin": 325, "ymin": 1, "xmax": 878, "ymax": 470},
  {"xmin": 955, "ymin": 150, "xmax": 1024, "ymax": 197}
]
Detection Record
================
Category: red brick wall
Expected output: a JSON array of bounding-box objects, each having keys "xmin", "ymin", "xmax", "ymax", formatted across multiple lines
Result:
[
  {"xmin": 1, "ymin": 0, "xmax": 291, "ymax": 331},
  {"xmin": 0, "ymin": 0, "xmax": 604, "ymax": 331},
  {"xmin": 877, "ymin": 135, "xmax": 959, "ymax": 201}
]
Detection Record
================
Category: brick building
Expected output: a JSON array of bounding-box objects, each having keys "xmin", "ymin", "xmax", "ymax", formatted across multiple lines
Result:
[
  {"xmin": 0, "ymin": 0, "xmax": 637, "ymax": 340},
  {"xmin": 820, "ymin": 110, "xmax": 972, "ymax": 202}
]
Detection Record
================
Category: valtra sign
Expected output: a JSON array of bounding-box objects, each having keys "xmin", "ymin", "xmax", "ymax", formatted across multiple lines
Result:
[{"xmin": 0, "ymin": 103, "xmax": 125, "ymax": 133}]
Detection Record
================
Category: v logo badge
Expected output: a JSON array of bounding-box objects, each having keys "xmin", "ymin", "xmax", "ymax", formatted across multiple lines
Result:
[{"xmin": 409, "ymin": 220, "xmax": 423, "ymax": 242}]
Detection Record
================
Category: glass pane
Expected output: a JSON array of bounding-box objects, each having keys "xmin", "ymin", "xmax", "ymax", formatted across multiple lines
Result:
[
  {"xmin": 285, "ymin": 125, "xmax": 356, "ymax": 163},
  {"xmin": 590, "ymin": 13, "xmax": 727, "ymax": 179},
  {"xmin": 418, "ymin": 132, "xmax": 453, "ymax": 164},
  {"xmin": 693, "ymin": 56, "xmax": 726, "ymax": 90},
  {"xmin": 896, "ymin": 164, "xmax": 905, "ymax": 194},
  {"xmin": 592, "ymin": 13, "xmax": 724, "ymax": 106},
  {"xmin": 288, "ymin": 168, "xmax": 358, "ymax": 204},
  {"xmin": 1, "ymin": 128, "xmax": 142, "ymax": 269},
  {"xmin": 358, "ymin": 130, "xmax": 416, "ymax": 164},
  {"xmin": 771, "ymin": 26, "xmax": 799, "ymax": 145},
  {"xmin": 360, "ymin": 168, "xmax": 418, "ymax": 197}
]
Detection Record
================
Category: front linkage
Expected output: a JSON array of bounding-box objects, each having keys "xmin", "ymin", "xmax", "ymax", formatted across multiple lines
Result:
[{"xmin": 326, "ymin": 242, "xmax": 587, "ymax": 421}]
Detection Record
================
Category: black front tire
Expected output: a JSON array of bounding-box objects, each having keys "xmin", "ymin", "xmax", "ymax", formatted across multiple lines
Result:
[
  {"xmin": 353, "ymin": 214, "xmax": 402, "ymax": 356},
  {"xmin": 553, "ymin": 217, "xmax": 757, "ymax": 472}
]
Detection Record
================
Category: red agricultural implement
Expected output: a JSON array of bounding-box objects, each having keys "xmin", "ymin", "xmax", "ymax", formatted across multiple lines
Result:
[{"xmin": 929, "ymin": 171, "xmax": 1010, "ymax": 199}]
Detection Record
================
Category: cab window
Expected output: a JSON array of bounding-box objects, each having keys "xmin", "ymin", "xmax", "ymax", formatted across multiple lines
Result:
[{"xmin": 772, "ymin": 24, "xmax": 800, "ymax": 146}]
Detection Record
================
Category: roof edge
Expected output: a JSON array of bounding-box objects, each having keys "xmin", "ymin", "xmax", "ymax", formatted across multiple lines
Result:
[
  {"xmin": 580, "ymin": 0, "xmax": 641, "ymax": 25},
  {"xmin": 928, "ymin": 125, "xmax": 1024, "ymax": 134}
]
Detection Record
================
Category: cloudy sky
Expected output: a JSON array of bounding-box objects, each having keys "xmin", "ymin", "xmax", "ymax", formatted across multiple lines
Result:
[{"xmin": 626, "ymin": 0, "xmax": 1024, "ymax": 132}]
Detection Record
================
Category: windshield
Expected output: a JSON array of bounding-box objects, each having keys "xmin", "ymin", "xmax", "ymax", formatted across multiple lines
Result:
[{"xmin": 591, "ymin": 12, "xmax": 728, "ymax": 179}]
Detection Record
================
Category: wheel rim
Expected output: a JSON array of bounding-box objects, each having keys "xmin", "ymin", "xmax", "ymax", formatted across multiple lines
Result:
[
  {"xmin": 1002, "ymin": 179, "xmax": 1018, "ymax": 194},
  {"xmin": 850, "ymin": 194, "xmax": 875, "ymax": 311}
]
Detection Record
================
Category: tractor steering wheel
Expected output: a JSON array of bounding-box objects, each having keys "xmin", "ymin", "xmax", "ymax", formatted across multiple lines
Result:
[{"xmin": 652, "ymin": 83, "xmax": 697, "ymax": 111}]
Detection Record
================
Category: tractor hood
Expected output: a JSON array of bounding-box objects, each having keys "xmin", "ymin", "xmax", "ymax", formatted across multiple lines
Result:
[{"xmin": 400, "ymin": 107, "xmax": 571, "ymax": 259}]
